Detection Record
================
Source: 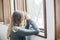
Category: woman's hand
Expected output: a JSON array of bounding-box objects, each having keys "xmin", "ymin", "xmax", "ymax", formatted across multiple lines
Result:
[{"xmin": 24, "ymin": 12, "xmax": 31, "ymax": 20}]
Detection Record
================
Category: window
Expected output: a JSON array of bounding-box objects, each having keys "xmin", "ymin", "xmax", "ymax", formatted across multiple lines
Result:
[{"xmin": 26, "ymin": 0, "xmax": 47, "ymax": 38}]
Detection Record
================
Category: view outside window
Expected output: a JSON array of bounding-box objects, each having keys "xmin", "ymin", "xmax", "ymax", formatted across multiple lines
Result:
[{"xmin": 27, "ymin": 0, "xmax": 46, "ymax": 37}]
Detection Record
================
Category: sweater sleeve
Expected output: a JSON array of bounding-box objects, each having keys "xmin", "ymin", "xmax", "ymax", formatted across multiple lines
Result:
[
  {"xmin": 13, "ymin": 19, "xmax": 39, "ymax": 36},
  {"xmin": 17, "ymin": 28, "xmax": 39, "ymax": 36},
  {"xmin": 28, "ymin": 19, "xmax": 39, "ymax": 31},
  {"xmin": 25, "ymin": 19, "xmax": 30, "ymax": 29}
]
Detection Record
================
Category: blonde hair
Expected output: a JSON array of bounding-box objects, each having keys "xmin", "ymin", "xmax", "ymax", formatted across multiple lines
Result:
[{"xmin": 7, "ymin": 11, "xmax": 26, "ymax": 39}]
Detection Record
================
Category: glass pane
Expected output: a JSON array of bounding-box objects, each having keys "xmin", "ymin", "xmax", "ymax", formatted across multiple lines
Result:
[{"xmin": 27, "ymin": 0, "xmax": 47, "ymax": 38}]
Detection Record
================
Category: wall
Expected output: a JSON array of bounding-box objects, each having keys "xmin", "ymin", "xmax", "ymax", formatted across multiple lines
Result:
[
  {"xmin": 17, "ymin": 0, "xmax": 24, "ymax": 11},
  {"xmin": 55, "ymin": 0, "xmax": 60, "ymax": 39},
  {"xmin": 27, "ymin": 0, "xmax": 55, "ymax": 40},
  {"xmin": 0, "ymin": 24, "xmax": 8, "ymax": 40},
  {"xmin": 0, "ymin": 0, "xmax": 3, "ymax": 22},
  {"xmin": 3, "ymin": 0, "xmax": 11, "ymax": 24}
]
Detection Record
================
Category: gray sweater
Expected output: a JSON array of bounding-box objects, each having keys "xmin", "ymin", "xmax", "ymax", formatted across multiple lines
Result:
[{"xmin": 10, "ymin": 19, "xmax": 39, "ymax": 40}]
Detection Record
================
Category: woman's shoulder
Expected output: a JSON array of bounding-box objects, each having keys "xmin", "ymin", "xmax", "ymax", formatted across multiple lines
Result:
[
  {"xmin": 12, "ymin": 26, "xmax": 25, "ymax": 32},
  {"xmin": 12, "ymin": 26, "xmax": 19, "ymax": 32}
]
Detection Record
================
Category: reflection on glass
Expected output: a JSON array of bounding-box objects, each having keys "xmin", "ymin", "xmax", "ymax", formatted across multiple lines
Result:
[
  {"xmin": 28, "ymin": 0, "xmax": 44, "ymax": 29},
  {"xmin": 27, "ymin": 0, "xmax": 46, "ymax": 38}
]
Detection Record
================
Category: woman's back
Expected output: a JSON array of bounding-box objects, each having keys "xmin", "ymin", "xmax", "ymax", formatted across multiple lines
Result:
[
  {"xmin": 10, "ymin": 19, "xmax": 39, "ymax": 40},
  {"xmin": 7, "ymin": 11, "xmax": 39, "ymax": 40}
]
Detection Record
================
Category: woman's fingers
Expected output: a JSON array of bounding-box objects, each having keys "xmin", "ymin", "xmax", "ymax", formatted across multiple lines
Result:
[{"xmin": 24, "ymin": 13, "xmax": 31, "ymax": 20}]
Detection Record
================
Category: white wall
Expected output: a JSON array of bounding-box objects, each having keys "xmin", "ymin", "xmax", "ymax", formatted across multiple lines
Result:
[
  {"xmin": 27, "ymin": 0, "xmax": 55, "ymax": 40},
  {"xmin": 0, "ymin": 24, "xmax": 8, "ymax": 40}
]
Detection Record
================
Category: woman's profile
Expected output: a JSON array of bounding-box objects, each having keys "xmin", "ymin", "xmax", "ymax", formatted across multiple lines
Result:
[{"xmin": 7, "ymin": 11, "xmax": 39, "ymax": 40}]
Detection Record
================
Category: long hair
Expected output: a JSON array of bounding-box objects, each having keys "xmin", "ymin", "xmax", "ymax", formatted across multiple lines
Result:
[{"xmin": 7, "ymin": 11, "xmax": 25, "ymax": 39}]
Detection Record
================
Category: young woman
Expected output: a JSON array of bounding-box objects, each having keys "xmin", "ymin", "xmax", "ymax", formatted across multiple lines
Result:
[{"xmin": 7, "ymin": 11, "xmax": 40, "ymax": 40}]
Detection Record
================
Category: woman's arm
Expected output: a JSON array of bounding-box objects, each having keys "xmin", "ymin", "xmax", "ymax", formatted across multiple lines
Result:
[
  {"xmin": 28, "ymin": 19, "xmax": 39, "ymax": 31},
  {"xmin": 17, "ymin": 28, "xmax": 39, "ymax": 36},
  {"xmin": 25, "ymin": 19, "xmax": 30, "ymax": 29},
  {"xmin": 13, "ymin": 19, "xmax": 39, "ymax": 36},
  {"xmin": 25, "ymin": 13, "xmax": 39, "ymax": 30}
]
